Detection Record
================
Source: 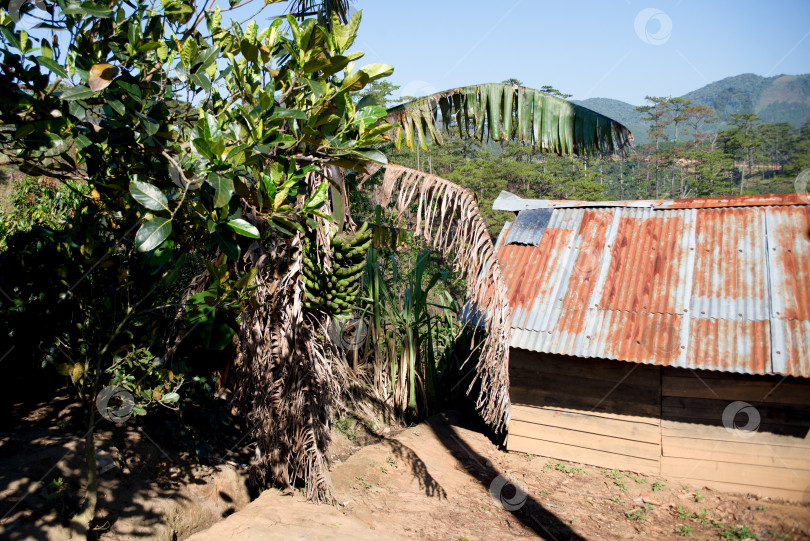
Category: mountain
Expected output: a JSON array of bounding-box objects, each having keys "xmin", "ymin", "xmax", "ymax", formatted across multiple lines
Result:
[{"xmin": 573, "ymin": 73, "xmax": 810, "ymax": 145}]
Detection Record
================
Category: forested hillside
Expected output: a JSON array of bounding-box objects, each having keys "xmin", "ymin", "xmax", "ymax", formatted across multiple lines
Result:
[
  {"xmin": 378, "ymin": 114, "xmax": 809, "ymax": 237},
  {"xmin": 574, "ymin": 73, "xmax": 810, "ymax": 145}
]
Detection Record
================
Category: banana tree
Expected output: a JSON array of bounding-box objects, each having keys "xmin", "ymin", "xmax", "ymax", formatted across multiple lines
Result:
[{"xmin": 363, "ymin": 84, "xmax": 633, "ymax": 433}]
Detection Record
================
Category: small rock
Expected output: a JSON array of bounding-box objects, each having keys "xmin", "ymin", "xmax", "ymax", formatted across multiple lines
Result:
[{"xmin": 341, "ymin": 500, "xmax": 350, "ymax": 507}]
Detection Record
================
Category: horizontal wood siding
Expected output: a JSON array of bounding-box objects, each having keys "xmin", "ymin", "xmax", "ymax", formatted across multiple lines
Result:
[
  {"xmin": 660, "ymin": 367, "xmax": 810, "ymax": 502},
  {"xmin": 508, "ymin": 352, "xmax": 810, "ymax": 502},
  {"xmin": 507, "ymin": 349, "xmax": 661, "ymax": 476}
]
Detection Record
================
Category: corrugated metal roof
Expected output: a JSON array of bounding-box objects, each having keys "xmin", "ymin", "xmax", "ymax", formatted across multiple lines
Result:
[
  {"xmin": 493, "ymin": 191, "xmax": 809, "ymax": 211},
  {"xmin": 496, "ymin": 195, "xmax": 810, "ymax": 378}
]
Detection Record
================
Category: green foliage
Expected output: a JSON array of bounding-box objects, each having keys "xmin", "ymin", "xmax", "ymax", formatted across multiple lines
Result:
[
  {"xmin": 719, "ymin": 525, "xmax": 760, "ymax": 540},
  {"xmin": 0, "ymin": 176, "xmax": 88, "ymax": 250},
  {"xmin": 674, "ymin": 525, "xmax": 693, "ymax": 537},
  {"xmin": 0, "ymin": 0, "xmax": 399, "ymax": 519},
  {"xmin": 544, "ymin": 461, "xmax": 583, "ymax": 474},
  {"xmin": 356, "ymin": 206, "xmax": 465, "ymax": 418}
]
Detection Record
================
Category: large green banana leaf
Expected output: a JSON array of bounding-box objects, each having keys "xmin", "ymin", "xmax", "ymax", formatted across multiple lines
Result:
[{"xmin": 385, "ymin": 83, "xmax": 633, "ymax": 155}]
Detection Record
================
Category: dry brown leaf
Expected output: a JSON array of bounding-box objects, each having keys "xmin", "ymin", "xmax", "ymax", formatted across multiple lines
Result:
[{"xmin": 88, "ymin": 63, "xmax": 120, "ymax": 92}]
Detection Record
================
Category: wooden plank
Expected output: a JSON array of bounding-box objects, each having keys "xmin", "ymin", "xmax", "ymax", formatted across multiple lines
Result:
[
  {"xmin": 519, "ymin": 404, "xmax": 661, "ymax": 427},
  {"xmin": 510, "ymin": 420, "xmax": 660, "ymax": 460},
  {"xmin": 509, "ymin": 370, "xmax": 661, "ymax": 403},
  {"xmin": 662, "ymin": 419, "xmax": 810, "ymax": 448},
  {"xmin": 507, "ymin": 434, "xmax": 660, "ymax": 476},
  {"xmin": 662, "ymin": 477, "xmax": 808, "ymax": 503},
  {"xmin": 511, "ymin": 383, "xmax": 660, "ymax": 418},
  {"xmin": 510, "ymin": 350, "xmax": 660, "ymax": 387},
  {"xmin": 662, "ymin": 370, "xmax": 810, "ymax": 406},
  {"xmin": 663, "ymin": 436, "xmax": 810, "ymax": 470},
  {"xmin": 661, "ymin": 456, "xmax": 810, "ymax": 492},
  {"xmin": 662, "ymin": 396, "xmax": 810, "ymax": 434},
  {"xmin": 511, "ymin": 406, "xmax": 661, "ymax": 445}
]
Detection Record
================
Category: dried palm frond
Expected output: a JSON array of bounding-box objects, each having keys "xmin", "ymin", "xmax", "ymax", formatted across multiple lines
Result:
[
  {"xmin": 385, "ymin": 83, "xmax": 633, "ymax": 156},
  {"xmin": 374, "ymin": 164, "xmax": 512, "ymax": 433},
  {"xmin": 234, "ymin": 234, "xmax": 339, "ymax": 503}
]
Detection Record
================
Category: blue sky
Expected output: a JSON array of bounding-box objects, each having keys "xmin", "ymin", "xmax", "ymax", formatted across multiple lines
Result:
[
  {"xmin": 344, "ymin": 1, "xmax": 810, "ymax": 105},
  {"xmin": 19, "ymin": 0, "xmax": 810, "ymax": 105}
]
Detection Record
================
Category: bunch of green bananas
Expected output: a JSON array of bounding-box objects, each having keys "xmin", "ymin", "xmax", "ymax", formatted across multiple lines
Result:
[{"xmin": 302, "ymin": 222, "xmax": 372, "ymax": 315}]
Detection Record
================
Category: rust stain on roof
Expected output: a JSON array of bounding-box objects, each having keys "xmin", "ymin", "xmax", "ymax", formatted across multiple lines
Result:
[{"xmin": 495, "ymin": 194, "xmax": 810, "ymax": 378}]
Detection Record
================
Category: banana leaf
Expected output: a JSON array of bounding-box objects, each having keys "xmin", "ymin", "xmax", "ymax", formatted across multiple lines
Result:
[{"xmin": 385, "ymin": 83, "xmax": 633, "ymax": 156}]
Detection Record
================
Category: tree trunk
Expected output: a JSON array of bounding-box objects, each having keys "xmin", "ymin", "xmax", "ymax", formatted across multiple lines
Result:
[{"xmin": 70, "ymin": 405, "xmax": 98, "ymax": 537}]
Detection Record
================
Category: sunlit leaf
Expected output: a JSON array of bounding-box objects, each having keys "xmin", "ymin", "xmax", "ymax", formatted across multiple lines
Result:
[
  {"xmin": 134, "ymin": 217, "xmax": 172, "ymax": 252},
  {"xmin": 226, "ymin": 218, "xmax": 260, "ymax": 238},
  {"xmin": 129, "ymin": 180, "xmax": 170, "ymax": 212}
]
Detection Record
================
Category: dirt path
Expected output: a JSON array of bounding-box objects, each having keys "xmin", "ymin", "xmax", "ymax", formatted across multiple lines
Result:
[{"xmin": 192, "ymin": 411, "xmax": 810, "ymax": 540}]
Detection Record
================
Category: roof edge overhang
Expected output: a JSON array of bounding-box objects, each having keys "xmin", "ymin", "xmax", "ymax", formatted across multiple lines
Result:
[{"xmin": 492, "ymin": 191, "xmax": 809, "ymax": 212}]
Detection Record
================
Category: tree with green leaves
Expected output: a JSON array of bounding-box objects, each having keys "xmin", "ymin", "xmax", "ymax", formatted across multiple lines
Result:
[
  {"xmin": 635, "ymin": 96, "xmax": 671, "ymax": 197},
  {"xmin": 0, "ymin": 0, "xmax": 633, "ymax": 531},
  {"xmin": 720, "ymin": 112, "xmax": 762, "ymax": 195}
]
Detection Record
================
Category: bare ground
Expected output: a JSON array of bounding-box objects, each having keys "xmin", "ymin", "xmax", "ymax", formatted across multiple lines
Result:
[{"xmin": 2, "ymin": 399, "xmax": 808, "ymax": 540}]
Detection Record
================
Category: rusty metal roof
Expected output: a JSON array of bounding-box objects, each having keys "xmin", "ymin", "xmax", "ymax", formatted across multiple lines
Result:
[{"xmin": 495, "ymin": 194, "xmax": 810, "ymax": 378}]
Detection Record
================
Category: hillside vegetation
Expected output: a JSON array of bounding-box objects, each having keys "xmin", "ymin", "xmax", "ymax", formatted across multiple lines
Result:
[{"xmin": 575, "ymin": 73, "xmax": 810, "ymax": 144}]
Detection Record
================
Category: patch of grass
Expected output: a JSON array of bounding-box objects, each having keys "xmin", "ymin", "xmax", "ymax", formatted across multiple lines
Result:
[
  {"xmin": 625, "ymin": 508, "xmax": 648, "ymax": 522},
  {"xmin": 526, "ymin": 453, "xmax": 534, "ymax": 462},
  {"xmin": 632, "ymin": 475, "xmax": 646, "ymax": 484},
  {"xmin": 694, "ymin": 489, "xmax": 704, "ymax": 502},
  {"xmin": 719, "ymin": 525, "xmax": 760, "ymax": 540},
  {"xmin": 351, "ymin": 475, "xmax": 372, "ymax": 490},
  {"xmin": 755, "ymin": 505, "xmax": 766, "ymax": 511},
  {"xmin": 544, "ymin": 461, "xmax": 583, "ymax": 474},
  {"xmin": 386, "ymin": 456, "xmax": 399, "ymax": 469},
  {"xmin": 335, "ymin": 414, "xmax": 359, "ymax": 441},
  {"xmin": 652, "ymin": 481, "xmax": 665, "ymax": 492},
  {"xmin": 675, "ymin": 525, "xmax": 693, "ymax": 537}
]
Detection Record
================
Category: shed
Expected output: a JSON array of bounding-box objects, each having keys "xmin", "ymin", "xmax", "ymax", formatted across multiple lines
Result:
[{"xmin": 492, "ymin": 191, "xmax": 810, "ymax": 501}]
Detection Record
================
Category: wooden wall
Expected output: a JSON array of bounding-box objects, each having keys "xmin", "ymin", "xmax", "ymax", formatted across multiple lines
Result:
[
  {"xmin": 660, "ymin": 368, "xmax": 810, "ymax": 502},
  {"xmin": 507, "ymin": 348, "xmax": 662, "ymax": 476},
  {"xmin": 507, "ymin": 348, "xmax": 810, "ymax": 501}
]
